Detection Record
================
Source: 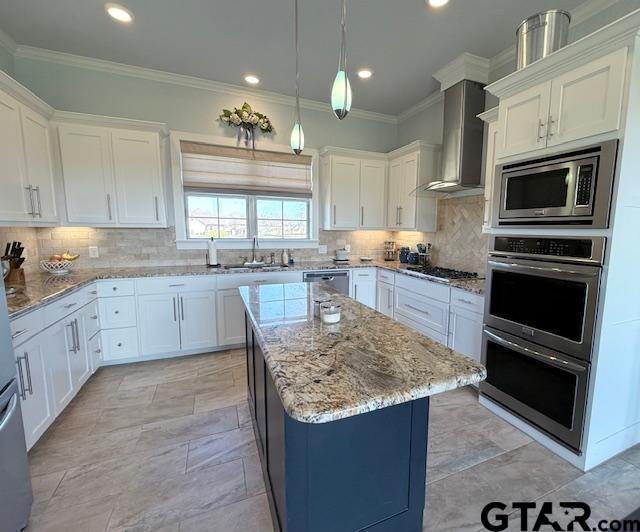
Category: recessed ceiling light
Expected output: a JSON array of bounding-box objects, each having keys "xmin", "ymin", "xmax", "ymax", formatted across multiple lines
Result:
[
  {"xmin": 357, "ymin": 68, "xmax": 374, "ymax": 80},
  {"xmin": 428, "ymin": 0, "xmax": 449, "ymax": 7},
  {"xmin": 244, "ymin": 74, "xmax": 260, "ymax": 85},
  {"xmin": 105, "ymin": 3, "xmax": 134, "ymax": 23}
]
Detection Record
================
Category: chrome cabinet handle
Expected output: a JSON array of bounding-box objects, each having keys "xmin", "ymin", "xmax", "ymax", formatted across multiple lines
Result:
[
  {"xmin": 172, "ymin": 296, "xmax": 177, "ymax": 322},
  {"xmin": 23, "ymin": 352, "xmax": 33, "ymax": 395},
  {"xmin": 15, "ymin": 358, "xmax": 26, "ymax": 400},
  {"xmin": 67, "ymin": 322, "xmax": 77, "ymax": 353},
  {"xmin": 398, "ymin": 206, "xmax": 402, "ymax": 225},
  {"xmin": 11, "ymin": 329, "xmax": 27, "ymax": 340},
  {"xmin": 354, "ymin": 285, "xmax": 358, "ymax": 299},
  {"xmin": 74, "ymin": 319, "xmax": 80, "ymax": 352},
  {"xmin": 154, "ymin": 196, "xmax": 159, "ymax": 221},
  {"xmin": 456, "ymin": 298, "xmax": 474, "ymax": 305},
  {"xmin": 117, "ymin": 342, "xmax": 122, "ymax": 347},
  {"xmin": 91, "ymin": 315, "xmax": 98, "ymax": 320},
  {"xmin": 253, "ymin": 280, "xmax": 268, "ymax": 284},
  {"xmin": 388, "ymin": 288, "xmax": 392, "ymax": 309},
  {"xmin": 405, "ymin": 303, "xmax": 430, "ymax": 316},
  {"xmin": 114, "ymin": 310, "xmax": 120, "ymax": 314},
  {"xmin": 25, "ymin": 185, "xmax": 35, "ymax": 216},
  {"xmin": 107, "ymin": 193, "xmax": 113, "ymax": 220},
  {"xmin": 333, "ymin": 205, "xmax": 337, "ymax": 225},
  {"xmin": 34, "ymin": 186, "xmax": 42, "ymax": 217},
  {"xmin": 112, "ymin": 286, "xmax": 118, "ymax": 291},
  {"xmin": 90, "ymin": 290, "xmax": 97, "ymax": 295},
  {"xmin": 180, "ymin": 296, "xmax": 185, "ymax": 321},
  {"xmin": 168, "ymin": 283, "xmax": 185, "ymax": 287},
  {"xmin": 537, "ymin": 119, "xmax": 547, "ymax": 141},
  {"xmin": 64, "ymin": 302, "xmax": 77, "ymax": 309},
  {"xmin": 396, "ymin": 206, "xmax": 399, "ymax": 225},
  {"xmin": 360, "ymin": 206, "xmax": 364, "ymax": 225}
]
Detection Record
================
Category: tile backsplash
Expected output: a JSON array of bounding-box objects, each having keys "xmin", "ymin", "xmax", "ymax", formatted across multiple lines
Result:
[{"xmin": 1, "ymin": 195, "xmax": 487, "ymax": 275}]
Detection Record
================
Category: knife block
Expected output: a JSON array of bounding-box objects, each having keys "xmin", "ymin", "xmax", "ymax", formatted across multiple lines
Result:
[{"xmin": 6, "ymin": 262, "xmax": 25, "ymax": 284}]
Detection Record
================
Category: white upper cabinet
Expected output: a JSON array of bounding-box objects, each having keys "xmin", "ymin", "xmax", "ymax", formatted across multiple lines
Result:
[
  {"xmin": 359, "ymin": 159, "xmax": 386, "ymax": 229},
  {"xmin": 329, "ymin": 156, "xmax": 360, "ymax": 229},
  {"xmin": 58, "ymin": 124, "xmax": 116, "ymax": 224},
  {"xmin": 479, "ymin": 107, "xmax": 499, "ymax": 232},
  {"xmin": 386, "ymin": 160, "xmax": 403, "ymax": 230},
  {"xmin": 547, "ymin": 48, "xmax": 627, "ymax": 147},
  {"xmin": 497, "ymin": 81, "xmax": 552, "ymax": 159},
  {"xmin": 112, "ymin": 129, "xmax": 165, "ymax": 225},
  {"xmin": 58, "ymin": 121, "xmax": 166, "ymax": 227},
  {"xmin": 0, "ymin": 90, "xmax": 30, "ymax": 222},
  {"xmin": 495, "ymin": 47, "xmax": 628, "ymax": 159},
  {"xmin": 20, "ymin": 107, "xmax": 57, "ymax": 222}
]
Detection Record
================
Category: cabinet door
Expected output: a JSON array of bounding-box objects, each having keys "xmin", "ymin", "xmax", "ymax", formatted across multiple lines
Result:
[
  {"xmin": 0, "ymin": 90, "xmax": 30, "ymax": 221},
  {"xmin": 112, "ymin": 129, "xmax": 165, "ymax": 225},
  {"xmin": 87, "ymin": 331, "xmax": 103, "ymax": 374},
  {"xmin": 179, "ymin": 291, "xmax": 217, "ymax": 351},
  {"xmin": 330, "ymin": 156, "xmax": 360, "ymax": 229},
  {"xmin": 138, "ymin": 293, "xmax": 181, "ymax": 356},
  {"xmin": 547, "ymin": 48, "xmax": 627, "ymax": 147},
  {"xmin": 359, "ymin": 159, "xmax": 386, "ymax": 228},
  {"xmin": 399, "ymin": 154, "xmax": 418, "ymax": 229},
  {"xmin": 376, "ymin": 281, "xmax": 394, "ymax": 318},
  {"xmin": 387, "ymin": 160, "xmax": 402, "ymax": 229},
  {"xmin": 217, "ymin": 288, "xmax": 246, "ymax": 346},
  {"xmin": 351, "ymin": 270, "xmax": 377, "ymax": 309},
  {"xmin": 69, "ymin": 314, "xmax": 91, "ymax": 389},
  {"xmin": 46, "ymin": 319, "xmax": 75, "ymax": 415},
  {"xmin": 20, "ymin": 106, "xmax": 57, "ymax": 222},
  {"xmin": 16, "ymin": 336, "xmax": 54, "ymax": 450},
  {"xmin": 483, "ymin": 119, "xmax": 499, "ymax": 230},
  {"xmin": 497, "ymin": 81, "xmax": 552, "ymax": 158},
  {"xmin": 447, "ymin": 307, "xmax": 483, "ymax": 363},
  {"xmin": 58, "ymin": 124, "xmax": 115, "ymax": 224}
]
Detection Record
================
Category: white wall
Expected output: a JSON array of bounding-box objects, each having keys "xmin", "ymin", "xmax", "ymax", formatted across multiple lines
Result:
[
  {"xmin": 0, "ymin": 43, "xmax": 14, "ymax": 76},
  {"xmin": 395, "ymin": 99, "xmax": 444, "ymax": 147},
  {"xmin": 13, "ymin": 55, "xmax": 398, "ymax": 153}
]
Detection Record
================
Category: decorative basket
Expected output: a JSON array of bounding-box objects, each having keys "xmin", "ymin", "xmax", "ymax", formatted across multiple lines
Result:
[{"xmin": 40, "ymin": 260, "xmax": 74, "ymax": 275}]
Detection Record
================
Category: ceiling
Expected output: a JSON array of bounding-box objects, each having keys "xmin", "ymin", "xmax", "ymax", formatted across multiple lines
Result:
[{"xmin": 0, "ymin": 0, "xmax": 587, "ymax": 115}]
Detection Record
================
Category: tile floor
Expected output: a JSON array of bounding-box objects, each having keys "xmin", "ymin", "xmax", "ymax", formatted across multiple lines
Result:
[{"xmin": 26, "ymin": 350, "xmax": 640, "ymax": 532}]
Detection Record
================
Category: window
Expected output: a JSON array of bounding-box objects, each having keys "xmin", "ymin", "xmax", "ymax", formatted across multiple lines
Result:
[
  {"xmin": 256, "ymin": 198, "xmax": 309, "ymax": 239},
  {"xmin": 185, "ymin": 191, "xmax": 310, "ymax": 240},
  {"xmin": 186, "ymin": 193, "xmax": 248, "ymax": 239}
]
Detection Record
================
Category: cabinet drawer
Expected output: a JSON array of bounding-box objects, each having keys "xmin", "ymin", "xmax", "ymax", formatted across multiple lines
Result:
[
  {"xmin": 97, "ymin": 279, "xmax": 135, "ymax": 298},
  {"xmin": 99, "ymin": 296, "xmax": 136, "ymax": 329},
  {"xmin": 395, "ymin": 311, "xmax": 448, "ymax": 345},
  {"xmin": 43, "ymin": 291, "xmax": 86, "ymax": 328},
  {"xmin": 351, "ymin": 268, "xmax": 376, "ymax": 280},
  {"xmin": 217, "ymin": 271, "xmax": 302, "ymax": 290},
  {"xmin": 377, "ymin": 269, "xmax": 395, "ymax": 284},
  {"xmin": 135, "ymin": 276, "xmax": 217, "ymax": 295},
  {"xmin": 101, "ymin": 327, "xmax": 139, "ymax": 361},
  {"xmin": 394, "ymin": 287, "xmax": 449, "ymax": 335},
  {"xmin": 395, "ymin": 273, "xmax": 450, "ymax": 303},
  {"xmin": 84, "ymin": 301, "xmax": 101, "ymax": 339},
  {"xmin": 450, "ymin": 288, "xmax": 484, "ymax": 314},
  {"xmin": 10, "ymin": 309, "xmax": 44, "ymax": 347}
]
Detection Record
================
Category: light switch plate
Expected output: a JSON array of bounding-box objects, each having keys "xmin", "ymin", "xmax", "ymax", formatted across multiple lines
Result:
[
  {"xmin": 88, "ymin": 246, "xmax": 99, "ymax": 258},
  {"xmin": 344, "ymin": 244, "xmax": 351, "ymax": 252},
  {"xmin": 318, "ymin": 245, "xmax": 328, "ymax": 255}
]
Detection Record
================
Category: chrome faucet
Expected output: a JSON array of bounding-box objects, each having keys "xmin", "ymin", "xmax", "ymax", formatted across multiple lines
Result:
[{"xmin": 244, "ymin": 236, "xmax": 265, "ymax": 268}]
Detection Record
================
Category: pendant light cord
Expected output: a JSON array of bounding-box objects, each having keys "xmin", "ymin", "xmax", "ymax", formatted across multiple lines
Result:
[
  {"xmin": 295, "ymin": 0, "xmax": 301, "ymax": 125},
  {"xmin": 340, "ymin": 0, "xmax": 347, "ymax": 114}
]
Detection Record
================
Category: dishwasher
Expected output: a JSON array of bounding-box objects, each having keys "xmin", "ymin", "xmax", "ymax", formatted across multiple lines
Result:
[{"xmin": 302, "ymin": 270, "xmax": 350, "ymax": 295}]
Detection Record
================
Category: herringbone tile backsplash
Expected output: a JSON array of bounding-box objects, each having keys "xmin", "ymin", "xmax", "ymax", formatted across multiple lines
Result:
[{"xmin": 432, "ymin": 195, "xmax": 489, "ymax": 275}]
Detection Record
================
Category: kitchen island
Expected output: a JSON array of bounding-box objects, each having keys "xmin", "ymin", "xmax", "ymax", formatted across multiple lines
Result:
[{"xmin": 239, "ymin": 282, "xmax": 486, "ymax": 532}]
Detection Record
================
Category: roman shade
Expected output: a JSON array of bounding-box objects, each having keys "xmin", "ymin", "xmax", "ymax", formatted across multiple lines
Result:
[{"xmin": 181, "ymin": 141, "xmax": 312, "ymax": 196}]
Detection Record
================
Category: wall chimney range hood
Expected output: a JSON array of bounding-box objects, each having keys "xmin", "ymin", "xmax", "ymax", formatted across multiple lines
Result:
[{"xmin": 413, "ymin": 53, "xmax": 489, "ymax": 195}]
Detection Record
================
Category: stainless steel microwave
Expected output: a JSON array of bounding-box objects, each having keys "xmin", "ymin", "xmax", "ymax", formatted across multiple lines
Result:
[{"xmin": 494, "ymin": 140, "xmax": 618, "ymax": 228}]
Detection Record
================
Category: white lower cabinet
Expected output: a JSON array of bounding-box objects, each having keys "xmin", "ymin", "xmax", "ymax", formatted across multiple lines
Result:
[
  {"xmin": 447, "ymin": 288, "xmax": 485, "ymax": 363},
  {"xmin": 179, "ymin": 291, "xmax": 217, "ymax": 351},
  {"xmin": 46, "ymin": 317, "xmax": 76, "ymax": 415},
  {"xmin": 68, "ymin": 312, "xmax": 91, "ymax": 390},
  {"xmin": 14, "ymin": 334, "xmax": 53, "ymax": 450},
  {"xmin": 217, "ymin": 289, "xmax": 246, "ymax": 346},
  {"xmin": 138, "ymin": 293, "xmax": 182, "ymax": 356},
  {"xmin": 376, "ymin": 281, "xmax": 394, "ymax": 318},
  {"xmin": 101, "ymin": 327, "xmax": 139, "ymax": 361},
  {"xmin": 351, "ymin": 268, "xmax": 377, "ymax": 309},
  {"xmin": 87, "ymin": 332, "xmax": 103, "ymax": 374}
]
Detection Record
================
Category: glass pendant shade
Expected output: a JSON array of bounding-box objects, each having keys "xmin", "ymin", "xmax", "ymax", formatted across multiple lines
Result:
[
  {"xmin": 290, "ymin": 122, "xmax": 305, "ymax": 155},
  {"xmin": 331, "ymin": 70, "xmax": 352, "ymax": 120}
]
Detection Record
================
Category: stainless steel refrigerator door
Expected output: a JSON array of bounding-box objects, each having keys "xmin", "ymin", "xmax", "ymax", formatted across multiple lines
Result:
[
  {"xmin": 0, "ymin": 283, "xmax": 18, "ymax": 391},
  {"xmin": 0, "ymin": 378, "xmax": 33, "ymax": 531}
]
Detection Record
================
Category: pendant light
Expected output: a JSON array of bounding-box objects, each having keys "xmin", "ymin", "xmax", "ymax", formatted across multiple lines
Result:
[
  {"xmin": 331, "ymin": 0, "xmax": 351, "ymax": 120},
  {"xmin": 290, "ymin": 0, "xmax": 305, "ymax": 155}
]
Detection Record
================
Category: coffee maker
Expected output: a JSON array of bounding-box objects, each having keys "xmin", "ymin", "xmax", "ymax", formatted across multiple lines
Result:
[{"xmin": 384, "ymin": 241, "xmax": 396, "ymax": 261}]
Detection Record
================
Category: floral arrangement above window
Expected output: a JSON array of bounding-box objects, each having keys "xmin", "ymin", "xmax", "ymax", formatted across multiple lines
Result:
[{"xmin": 219, "ymin": 102, "xmax": 273, "ymax": 133}]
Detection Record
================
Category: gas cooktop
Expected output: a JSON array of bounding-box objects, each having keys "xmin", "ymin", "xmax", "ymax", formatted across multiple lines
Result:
[{"xmin": 404, "ymin": 265, "xmax": 478, "ymax": 282}]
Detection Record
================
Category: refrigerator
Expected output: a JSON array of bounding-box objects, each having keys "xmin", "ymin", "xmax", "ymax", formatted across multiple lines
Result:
[{"xmin": 0, "ymin": 282, "xmax": 33, "ymax": 531}]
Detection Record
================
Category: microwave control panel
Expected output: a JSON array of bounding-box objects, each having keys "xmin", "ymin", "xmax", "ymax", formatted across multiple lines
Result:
[
  {"xmin": 575, "ymin": 164, "xmax": 595, "ymax": 207},
  {"xmin": 493, "ymin": 237, "xmax": 593, "ymax": 259}
]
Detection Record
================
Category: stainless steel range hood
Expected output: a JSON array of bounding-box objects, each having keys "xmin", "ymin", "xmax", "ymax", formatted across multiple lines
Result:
[{"xmin": 415, "ymin": 80, "xmax": 486, "ymax": 195}]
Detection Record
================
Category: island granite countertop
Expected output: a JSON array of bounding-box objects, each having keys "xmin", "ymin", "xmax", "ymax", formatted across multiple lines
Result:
[
  {"xmin": 239, "ymin": 282, "xmax": 486, "ymax": 424},
  {"xmin": 6, "ymin": 261, "xmax": 484, "ymax": 319}
]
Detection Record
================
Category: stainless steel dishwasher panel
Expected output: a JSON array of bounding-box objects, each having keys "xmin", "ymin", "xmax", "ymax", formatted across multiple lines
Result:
[{"xmin": 302, "ymin": 270, "xmax": 350, "ymax": 295}]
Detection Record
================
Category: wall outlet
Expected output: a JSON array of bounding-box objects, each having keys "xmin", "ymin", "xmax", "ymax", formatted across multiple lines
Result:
[
  {"xmin": 88, "ymin": 246, "xmax": 99, "ymax": 258},
  {"xmin": 344, "ymin": 244, "xmax": 351, "ymax": 252},
  {"xmin": 318, "ymin": 245, "xmax": 328, "ymax": 255}
]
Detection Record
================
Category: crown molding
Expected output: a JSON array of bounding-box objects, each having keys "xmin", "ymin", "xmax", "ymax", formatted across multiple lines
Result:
[
  {"xmin": 14, "ymin": 45, "xmax": 398, "ymax": 125},
  {"xmin": 433, "ymin": 52, "xmax": 490, "ymax": 91},
  {"xmin": 51, "ymin": 110, "xmax": 169, "ymax": 136},
  {"xmin": 318, "ymin": 145, "xmax": 390, "ymax": 160},
  {"xmin": 0, "ymin": 28, "xmax": 17, "ymax": 55},
  {"xmin": 490, "ymin": 45, "xmax": 516, "ymax": 74},
  {"xmin": 387, "ymin": 140, "xmax": 441, "ymax": 160},
  {"xmin": 0, "ymin": 69, "xmax": 53, "ymax": 117},
  {"xmin": 397, "ymin": 91, "xmax": 444, "ymax": 123},
  {"xmin": 477, "ymin": 106, "xmax": 499, "ymax": 123},
  {"xmin": 571, "ymin": 0, "xmax": 623, "ymax": 27},
  {"xmin": 486, "ymin": 9, "xmax": 640, "ymax": 99}
]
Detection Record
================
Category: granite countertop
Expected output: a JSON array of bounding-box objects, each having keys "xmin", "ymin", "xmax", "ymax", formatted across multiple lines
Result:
[
  {"xmin": 239, "ymin": 282, "xmax": 486, "ymax": 423},
  {"xmin": 6, "ymin": 261, "xmax": 484, "ymax": 319}
]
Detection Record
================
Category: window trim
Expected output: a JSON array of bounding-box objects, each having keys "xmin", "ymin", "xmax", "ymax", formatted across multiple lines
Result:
[
  {"xmin": 185, "ymin": 191, "xmax": 249, "ymax": 240},
  {"xmin": 171, "ymin": 131, "xmax": 320, "ymax": 251}
]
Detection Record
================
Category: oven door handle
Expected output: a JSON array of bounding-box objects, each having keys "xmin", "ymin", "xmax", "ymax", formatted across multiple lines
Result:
[
  {"xmin": 484, "ymin": 329, "xmax": 587, "ymax": 373},
  {"xmin": 487, "ymin": 260, "xmax": 599, "ymax": 277}
]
